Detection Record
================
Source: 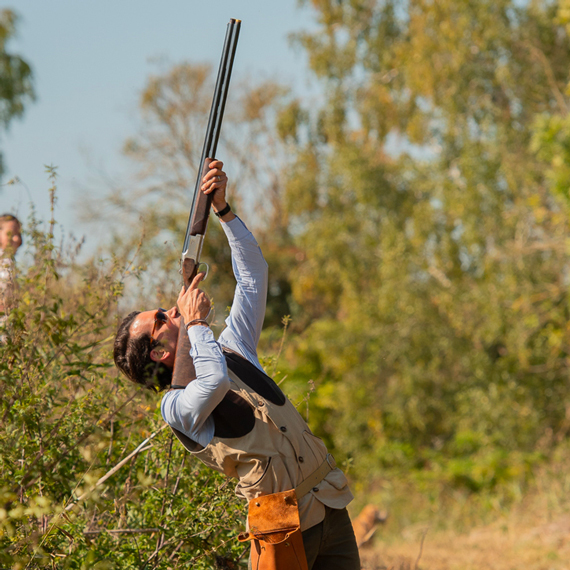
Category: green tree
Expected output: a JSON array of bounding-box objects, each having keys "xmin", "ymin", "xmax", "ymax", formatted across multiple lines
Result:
[
  {"xmin": 0, "ymin": 174, "xmax": 247, "ymax": 568},
  {"xmin": 0, "ymin": 9, "xmax": 35, "ymax": 177},
  {"xmin": 278, "ymin": 0, "xmax": 570, "ymax": 499}
]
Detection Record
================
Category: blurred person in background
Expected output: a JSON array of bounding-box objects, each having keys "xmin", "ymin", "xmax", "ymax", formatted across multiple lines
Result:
[{"xmin": 0, "ymin": 214, "xmax": 23, "ymax": 339}]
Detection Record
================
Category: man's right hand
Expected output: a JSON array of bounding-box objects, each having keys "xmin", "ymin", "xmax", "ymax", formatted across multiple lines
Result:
[{"xmin": 177, "ymin": 272, "xmax": 211, "ymax": 326}]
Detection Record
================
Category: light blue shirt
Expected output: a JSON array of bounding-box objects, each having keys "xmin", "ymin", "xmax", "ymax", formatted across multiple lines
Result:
[{"xmin": 160, "ymin": 216, "xmax": 268, "ymax": 447}]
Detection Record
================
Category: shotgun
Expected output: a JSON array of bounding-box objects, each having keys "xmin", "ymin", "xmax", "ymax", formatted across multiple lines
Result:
[{"xmin": 171, "ymin": 18, "xmax": 241, "ymax": 385}]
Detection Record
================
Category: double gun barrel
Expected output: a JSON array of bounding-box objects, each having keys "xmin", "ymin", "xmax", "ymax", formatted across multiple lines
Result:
[
  {"xmin": 171, "ymin": 19, "xmax": 241, "ymax": 387},
  {"xmin": 181, "ymin": 18, "xmax": 241, "ymax": 284}
]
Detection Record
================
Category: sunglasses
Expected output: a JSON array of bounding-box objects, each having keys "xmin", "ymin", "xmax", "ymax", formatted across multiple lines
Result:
[{"xmin": 150, "ymin": 308, "xmax": 168, "ymax": 346}]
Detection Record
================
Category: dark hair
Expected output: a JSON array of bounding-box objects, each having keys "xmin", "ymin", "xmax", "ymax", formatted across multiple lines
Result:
[{"xmin": 113, "ymin": 311, "xmax": 172, "ymax": 391}]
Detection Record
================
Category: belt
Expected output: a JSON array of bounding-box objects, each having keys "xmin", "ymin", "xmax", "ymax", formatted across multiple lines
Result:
[{"xmin": 294, "ymin": 453, "xmax": 337, "ymax": 500}]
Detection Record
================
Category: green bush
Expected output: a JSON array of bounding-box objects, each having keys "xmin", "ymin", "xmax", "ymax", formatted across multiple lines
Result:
[{"xmin": 0, "ymin": 178, "xmax": 247, "ymax": 569}]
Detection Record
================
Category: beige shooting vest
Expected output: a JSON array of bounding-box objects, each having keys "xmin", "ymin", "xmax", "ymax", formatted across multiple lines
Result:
[{"xmin": 171, "ymin": 351, "xmax": 353, "ymax": 531}]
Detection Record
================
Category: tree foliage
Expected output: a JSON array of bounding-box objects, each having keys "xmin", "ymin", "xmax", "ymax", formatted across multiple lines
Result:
[
  {"xmin": 274, "ymin": 0, "xmax": 570, "ymax": 499},
  {"xmin": 0, "ymin": 9, "xmax": 34, "ymax": 177},
  {"xmin": 0, "ymin": 173, "xmax": 246, "ymax": 568}
]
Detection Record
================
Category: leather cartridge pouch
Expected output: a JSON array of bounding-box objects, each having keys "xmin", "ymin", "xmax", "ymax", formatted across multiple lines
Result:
[{"xmin": 238, "ymin": 489, "xmax": 308, "ymax": 570}]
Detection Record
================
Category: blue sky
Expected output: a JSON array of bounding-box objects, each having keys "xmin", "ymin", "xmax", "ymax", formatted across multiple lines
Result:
[{"xmin": 0, "ymin": 1, "xmax": 317, "ymax": 237}]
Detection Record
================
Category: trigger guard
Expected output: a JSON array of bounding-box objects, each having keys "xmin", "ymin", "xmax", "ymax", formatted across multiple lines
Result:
[{"xmin": 198, "ymin": 262, "xmax": 209, "ymax": 281}]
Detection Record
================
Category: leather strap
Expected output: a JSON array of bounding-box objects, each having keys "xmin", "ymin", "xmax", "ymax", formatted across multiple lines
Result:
[
  {"xmin": 294, "ymin": 454, "xmax": 336, "ymax": 500},
  {"xmin": 214, "ymin": 202, "xmax": 231, "ymax": 218}
]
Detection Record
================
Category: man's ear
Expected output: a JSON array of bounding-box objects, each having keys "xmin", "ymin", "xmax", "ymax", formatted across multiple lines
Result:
[{"xmin": 150, "ymin": 348, "xmax": 171, "ymax": 363}]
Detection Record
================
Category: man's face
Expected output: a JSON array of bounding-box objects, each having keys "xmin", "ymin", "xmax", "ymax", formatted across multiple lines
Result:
[
  {"xmin": 0, "ymin": 221, "xmax": 22, "ymax": 254},
  {"xmin": 129, "ymin": 306, "xmax": 181, "ymax": 368}
]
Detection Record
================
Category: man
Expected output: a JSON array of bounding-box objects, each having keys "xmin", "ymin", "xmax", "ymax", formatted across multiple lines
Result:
[
  {"xmin": 0, "ymin": 214, "xmax": 23, "ymax": 340},
  {"xmin": 114, "ymin": 161, "xmax": 360, "ymax": 569}
]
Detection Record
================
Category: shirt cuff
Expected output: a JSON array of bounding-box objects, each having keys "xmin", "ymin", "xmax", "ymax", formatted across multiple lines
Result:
[
  {"xmin": 220, "ymin": 215, "xmax": 251, "ymax": 243},
  {"xmin": 187, "ymin": 323, "xmax": 214, "ymax": 345}
]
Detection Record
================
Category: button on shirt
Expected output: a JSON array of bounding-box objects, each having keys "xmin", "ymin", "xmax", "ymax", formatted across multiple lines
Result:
[{"xmin": 161, "ymin": 216, "xmax": 268, "ymax": 448}]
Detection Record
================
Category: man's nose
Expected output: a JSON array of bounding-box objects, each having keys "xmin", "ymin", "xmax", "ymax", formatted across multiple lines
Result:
[{"xmin": 166, "ymin": 306, "xmax": 177, "ymax": 318}]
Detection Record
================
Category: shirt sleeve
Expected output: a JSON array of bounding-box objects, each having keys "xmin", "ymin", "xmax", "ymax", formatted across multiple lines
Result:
[
  {"xmin": 161, "ymin": 325, "xmax": 230, "ymax": 447},
  {"xmin": 218, "ymin": 216, "xmax": 268, "ymax": 369}
]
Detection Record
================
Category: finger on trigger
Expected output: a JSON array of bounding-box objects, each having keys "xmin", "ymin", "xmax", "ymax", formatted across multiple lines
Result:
[{"xmin": 189, "ymin": 271, "xmax": 205, "ymax": 290}]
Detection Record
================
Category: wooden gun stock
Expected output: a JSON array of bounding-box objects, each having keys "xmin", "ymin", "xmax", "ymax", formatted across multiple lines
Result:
[{"xmin": 190, "ymin": 158, "xmax": 215, "ymax": 237}]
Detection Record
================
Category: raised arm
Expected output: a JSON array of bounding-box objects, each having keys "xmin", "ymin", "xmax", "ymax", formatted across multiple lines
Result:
[
  {"xmin": 218, "ymin": 217, "xmax": 268, "ymax": 361},
  {"xmin": 201, "ymin": 161, "xmax": 268, "ymax": 366}
]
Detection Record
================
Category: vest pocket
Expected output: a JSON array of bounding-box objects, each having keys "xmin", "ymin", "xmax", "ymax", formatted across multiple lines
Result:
[
  {"xmin": 235, "ymin": 455, "xmax": 294, "ymax": 501},
  {"xmin": 322, "ymin": 467, "xmax": 349, "ymax": 491},
  {"xmin": 236, "ymin": 457, "xmax": 271, "ymax": 490}
]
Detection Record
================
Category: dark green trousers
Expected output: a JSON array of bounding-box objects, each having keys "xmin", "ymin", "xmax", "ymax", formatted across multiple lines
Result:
[{"xmin": 302, "ymin": 507, "xmax": 361, "ymax": 570}]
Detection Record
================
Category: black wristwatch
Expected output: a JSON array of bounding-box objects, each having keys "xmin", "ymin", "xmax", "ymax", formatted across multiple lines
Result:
[{"xmin": 214, "ymin": 203, "xmax": 232, "ymax": 218}]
